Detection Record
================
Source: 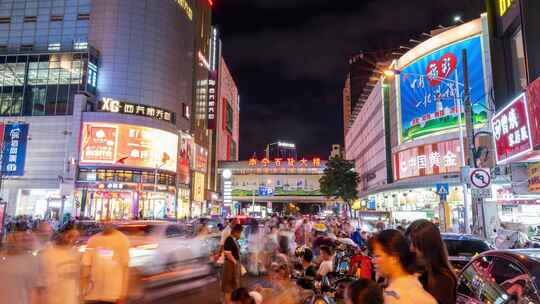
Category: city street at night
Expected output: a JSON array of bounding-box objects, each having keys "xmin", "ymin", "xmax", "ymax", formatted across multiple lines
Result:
[{"xmin": 2, "ymin": 0, "xmax": 540, "ymax": 304}]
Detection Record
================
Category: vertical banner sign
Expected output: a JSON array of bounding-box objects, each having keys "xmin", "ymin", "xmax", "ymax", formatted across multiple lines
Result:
[
  {"xmin": 0, "ymin": 202, "xmax": 5, "ymax": 240},
  {"xmin": 399, "ymin": 36, "xmax": 487, "ymax": 142},
  {"xmin": 207, "ymin": 71, "xmax": 218, "ymax": 129},
  {"xmin": 2, "ymin": 123, "xmax": 29, "ymax": 176}
]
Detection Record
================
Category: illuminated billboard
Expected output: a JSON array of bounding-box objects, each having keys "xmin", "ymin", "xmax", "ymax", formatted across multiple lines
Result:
[
  {"xmin": 230, "ymin": 174, "xmax": 323, "ymax": 197},
  {"xmin": 399, "ymin": 35, "xmax": 488, "ymax": 142},
  {"xmin": 393, "ymin": 139, "xmax": 462, "ymax": 180},
  {"xmin": 80, "ymin": 123, "xmax": 178, "ymax": 172}
]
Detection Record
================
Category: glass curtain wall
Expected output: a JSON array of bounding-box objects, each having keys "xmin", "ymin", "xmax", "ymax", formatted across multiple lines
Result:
[{"xmin": 0, "ymin": 52, "xmax": 89, "ymax": 116}]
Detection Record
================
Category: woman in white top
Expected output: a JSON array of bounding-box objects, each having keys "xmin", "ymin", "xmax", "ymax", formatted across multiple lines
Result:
[{"xmin": 370, "ymin": 229, "xmax": 437, "ymax": 304}]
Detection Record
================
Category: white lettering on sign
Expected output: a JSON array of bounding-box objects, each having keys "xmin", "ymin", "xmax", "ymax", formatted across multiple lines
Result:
[{"xmin": 99, "ymin": 97, "xmax": 174, "ymax": 124}]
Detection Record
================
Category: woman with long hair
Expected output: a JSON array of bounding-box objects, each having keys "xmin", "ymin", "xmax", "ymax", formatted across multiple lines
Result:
[
  {"xmin": 369, "ymin": 229, "xmax": 436, "ymax": 304},
  {"xmin": 405, "ymin": 219, "xmax": 457, "ymax": 304}
]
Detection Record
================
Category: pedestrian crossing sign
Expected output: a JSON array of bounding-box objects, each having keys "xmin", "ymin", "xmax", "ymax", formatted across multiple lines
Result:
[{"xmin": 435, "ymin": 183, "xmax": 449, "ymax": 196}]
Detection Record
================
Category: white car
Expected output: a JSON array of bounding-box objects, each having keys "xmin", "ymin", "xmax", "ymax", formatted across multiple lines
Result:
[{"xmin": 115, "ymin": 221, "xmax": 213, "ymax": 277}]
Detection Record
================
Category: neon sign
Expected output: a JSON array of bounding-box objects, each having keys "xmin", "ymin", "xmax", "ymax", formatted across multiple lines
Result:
[
  {"xmin": 248, "ymin": 157, "xmax": 322, "ymax": 168},
  {"xmin": 499, "ymin": 0, "xmax": 514, "ymax": 16},
  {"xmin": 175, "ymin": 0, "xmax": 193, "ymax": 21},
  {"xmin": 492, "ymin": 93, "xmax": 533, "ymax": 164}
]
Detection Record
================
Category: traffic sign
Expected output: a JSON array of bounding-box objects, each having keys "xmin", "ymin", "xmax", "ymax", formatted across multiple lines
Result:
[
  {"xmin": 471, "ymin": 188, "xmax": 492, "ymax": 199},
  {"xmin": 435, "ymin": 183, "xmax": 449, "ymax": 196},
  {"xmin": 469, "ymin": 168, "xmax": 491, "ymax": 189}
]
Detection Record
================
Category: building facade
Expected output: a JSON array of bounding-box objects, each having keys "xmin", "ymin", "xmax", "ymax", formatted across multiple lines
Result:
[
  {"xmin": 483, "ymin": 0, "xmax": 540, "ymax": 228},
  {"xmin": 346, "ymin": 17, "xmax": 496, "ymax": 231},
  {"xmin": 345, "ymin": 80, "xmax": 388, "ymax": 199},
  {"xmin": 0, "ymin": 0, "xmax": 215, "ymax": 220}
]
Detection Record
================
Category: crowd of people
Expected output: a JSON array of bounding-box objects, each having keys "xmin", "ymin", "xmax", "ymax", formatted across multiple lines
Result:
[
  {"xmin": 216, "ymin": 216, "xmax": 458, "ymax": 304},
  {"xmin": 1, "ymin": 214, "xmax": 460, "ymax": 304}
]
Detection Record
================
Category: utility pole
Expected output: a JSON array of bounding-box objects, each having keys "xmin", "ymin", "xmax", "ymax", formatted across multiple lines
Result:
[{"xmin": 462, "ymin": 49, "xmax": 486, "ymax": 237}]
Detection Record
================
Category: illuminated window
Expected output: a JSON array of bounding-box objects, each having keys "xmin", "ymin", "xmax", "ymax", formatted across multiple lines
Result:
[
  {"xmin": 48, "ymin": 43, "xmax": 61, "ymax": 51},
  {"xmin": 77, "ymin": 14, "xmax": 90, "ymax": 21},
  {"xmin": 0, "ymin": 17, "xmax": 11, "ymax": 24},
  {"xmin": 23, "ymin": 16, "xmax": 37, "ymax": 23},
  {"xmin": 74, "ymin": 41, "xmax": 88, "ymax": 50},
  {"xmin": 50, "ymin": 15, "xmax": 63, "ymax": 22}
]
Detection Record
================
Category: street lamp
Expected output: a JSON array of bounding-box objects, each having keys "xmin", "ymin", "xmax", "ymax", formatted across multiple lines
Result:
[{"xmin": 453, "ymin": 15, "xmax": 465, "ymax": 24}]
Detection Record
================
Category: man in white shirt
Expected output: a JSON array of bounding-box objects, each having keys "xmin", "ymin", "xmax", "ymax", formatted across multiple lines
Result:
[
  {"xmin": 82, "ymin": 223, "xmax": 130, "ymax": 304},
  {"xmin": 317, "ymin": 245, "xmax": 334, "ymax": 277}
]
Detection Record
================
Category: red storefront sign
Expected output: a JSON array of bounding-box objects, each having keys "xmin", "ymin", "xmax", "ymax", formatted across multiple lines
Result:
[
  {"xmin": 393, "ymin": 139, "xmax": 462, "ymax": 180},
  {"xmin": 492, "ymin": 93, "xmax": 533, "ymax": 164}
]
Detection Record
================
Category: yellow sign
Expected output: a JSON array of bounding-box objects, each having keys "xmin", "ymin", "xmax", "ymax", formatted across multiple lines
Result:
[
  {"xmin": 528, "ymin": 163, "xmax": 540, "ymax": 192},
  {"xmin": 175, "ymin": 0, "xmax": 193, "ymax": 21},
  {"xmin": 193, "ymin": 172, "xmax": 205, "ymax": 202},
  {"xmin": 499, "ymin": 0, "xmax": 514, "ymax": 16}
]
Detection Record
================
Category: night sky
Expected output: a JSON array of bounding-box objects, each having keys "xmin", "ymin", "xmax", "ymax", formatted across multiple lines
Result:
[{"xmin": 212, "ymin": 0, "xmax": 485, "ymax": 160}]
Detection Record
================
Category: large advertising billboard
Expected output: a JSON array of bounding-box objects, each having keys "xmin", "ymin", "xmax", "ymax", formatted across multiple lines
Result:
[
  {"xmin": 399, "ymin": 35, "xmax": 488, "ymax": 142},
  {"xmin": 393, "ymin": 139, "xmax": 462, "ymax": 180},
  {"xmin": 80, "ymin": 123, "xmax": 178, "ymax": 172},
  {"xmin": 230, "ymin": 174, "xmax": 323, "ymax": 197}
]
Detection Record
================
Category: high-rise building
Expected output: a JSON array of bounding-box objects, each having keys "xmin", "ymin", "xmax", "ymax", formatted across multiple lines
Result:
[
  {"xmin": 265, "ymin": 142, "xmax": 297, "ymax": 160},
  {"xmin": 207, "ymin": 27, "xmax": 240, "ymax": 208},
  {"xmin": 0, "ymin": 0, "xmax": 208, "ymax": 219}
]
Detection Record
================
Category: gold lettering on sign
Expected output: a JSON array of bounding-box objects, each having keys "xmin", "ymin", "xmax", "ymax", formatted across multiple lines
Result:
[
  {"xmin": 175, "ymin": 0, "xmax": 193, "ymax": 21},
  {"xmin": 499, "ymin": 0, "xmax": 514, "ymax": 16}
]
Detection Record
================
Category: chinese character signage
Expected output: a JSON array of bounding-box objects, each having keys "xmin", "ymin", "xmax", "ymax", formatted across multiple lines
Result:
[
  {"xmin": 80, "ymin": 123, "xmax": 178, "ymax": 171},
  {"xmin": 1, "ymin": 123, "xmax": 29, "ymax": 176},
  {"xmin": 528, "ymin": 163, "xmax": 540, "ymax": 192},
  {"xmin": 99, "ymin": 97, "xmax": 175, "ymax": 124},
  {"xmin": 193, "ymin": 172, "xmax": 205, "ymax": 202},
  {"xmin": 178, "ymin": 134, "xmax": 192, "ymax": 184},
  {"xmin": 207, "ymin": 72, "xmax": 217, "ymax": 129},
  {"xmin": 492, "ymin": 93, "xmax": 533, "ymax": 164},
  {"xmin": 393, "ymin": 139, "xmax": 462, "ymax": 180},
  {"xmin": 399, "ymin": 36, "xmax": 488, "ymax": 142},
  {"xmin": 247, "ymin": 157, "xmax": 323, "ymax": 169}
]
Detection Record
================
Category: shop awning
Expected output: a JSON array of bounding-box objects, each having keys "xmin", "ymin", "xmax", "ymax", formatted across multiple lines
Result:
[{"xmin": 359, "ymin": 174, "xmax": 461, "ymax": 198}]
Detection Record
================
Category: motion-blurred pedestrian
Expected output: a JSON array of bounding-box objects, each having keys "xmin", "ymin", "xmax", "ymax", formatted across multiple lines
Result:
[
  {"xmin": 41, "ymin": 227, "xmax": 81, "ymax": 304},
  {"xmin": 0, "ymin": 225, "xmax": 44, "ymax": 304},
  {"xmin": 82, "ymin": 222, "xmax": 130, "ymax": 304}
]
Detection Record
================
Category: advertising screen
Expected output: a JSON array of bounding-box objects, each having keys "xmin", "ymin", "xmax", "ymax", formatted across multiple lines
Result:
[
  {"xmin": 393, "ymin": 139, "xmax": 462, "ymax": 180},
  {"xmin": 80, "ymin": 123, "xmax": 178, "ymax": 172},
  {"xmin": 399, "ymin": 35, "xmax": 488, "ymax": 142},
  {"xmin": 178, "ymin": 134, "xmax": 192, "ymax": 184},
  {"xmin": 230, "ymin": 174, "xmax": 323, "ymax": 197}
]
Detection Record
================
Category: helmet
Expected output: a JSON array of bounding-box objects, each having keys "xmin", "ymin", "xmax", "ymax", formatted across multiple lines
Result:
[{"xmin": 313, "ymin": 223, "xmax": 327, "ymax": 232}]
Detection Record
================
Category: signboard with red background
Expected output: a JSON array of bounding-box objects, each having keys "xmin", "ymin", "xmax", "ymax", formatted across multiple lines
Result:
[
  {"xmin": 393, "ymin": 139, "xmax": 462, "ymax": 180},
  {"xmin": 492, "ymin": 93, "xmax": 533, "ymax": 164},
  {"xmin": 80, "ymin": 123, "xmax": 178, "ymax": 172}
]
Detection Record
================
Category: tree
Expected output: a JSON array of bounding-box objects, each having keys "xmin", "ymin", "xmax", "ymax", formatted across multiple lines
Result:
[{"xmin": 319, "ymin": 156, "xmax": 359, "ymax": 217}]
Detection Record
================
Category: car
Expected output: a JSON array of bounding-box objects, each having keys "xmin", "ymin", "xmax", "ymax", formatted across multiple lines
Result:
[
  {"xmin": 114, "ymin": 221, "xmax": 214, "ymax": 276},
  {"xmin": 457, "ymin": 249, "xmax": 540, "ymax": 304},
  {"xmin": 442, "ymin": 233, "xmax": 493, "ymax": 271}
]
